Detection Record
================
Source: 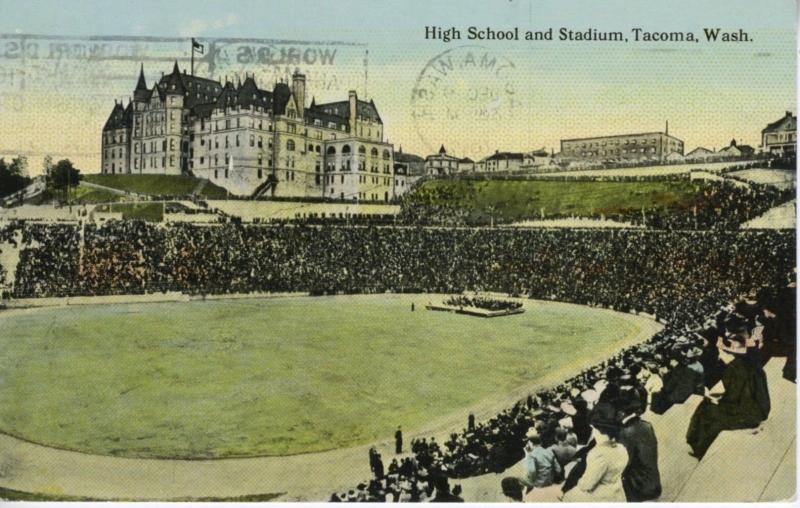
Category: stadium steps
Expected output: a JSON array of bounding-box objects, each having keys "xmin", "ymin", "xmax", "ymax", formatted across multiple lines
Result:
[
  {"xmin": 458, "ymin": 362, "xmax": 795, "ymax": 502},
  {"xmin": 673, "ymin": 359, "xmax": 796, "ymax": 502}
]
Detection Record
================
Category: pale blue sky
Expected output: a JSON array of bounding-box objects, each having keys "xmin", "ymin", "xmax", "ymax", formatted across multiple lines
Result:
[{"xmin": 0, "ymin": 0, "xmax": 796, "ymax": 170}]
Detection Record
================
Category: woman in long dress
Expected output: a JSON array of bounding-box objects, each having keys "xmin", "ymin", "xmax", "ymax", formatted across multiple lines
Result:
[
  {"xmin": 685, "ymin": 328, "xmax": 770, "ymax": 459},
  {"xmin": 562, "ymin": 402, "xmax": 629, "ymax": 503}
]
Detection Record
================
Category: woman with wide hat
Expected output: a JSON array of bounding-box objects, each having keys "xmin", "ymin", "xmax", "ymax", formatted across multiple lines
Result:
[
  {"xmin": 561, "ymin": 401, "xmax": 629, "ymax": 502},
  {"xmin": 685, "ymin": 315, "xmax": 771, "ymax": 459}
]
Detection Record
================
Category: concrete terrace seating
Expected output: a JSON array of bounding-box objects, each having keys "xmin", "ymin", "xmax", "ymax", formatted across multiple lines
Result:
[
  {"xmin": 458, "ymin": 360, "xmax": 796, "ymax": 503},
  {"xmin": 675, "ymin": 359, "xmax": 796, "ymax": 502}
]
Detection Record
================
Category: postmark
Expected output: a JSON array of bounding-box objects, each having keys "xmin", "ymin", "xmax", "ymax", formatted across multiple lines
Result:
[{"xmin": 410, "ymin": 45, "xmax": 519, "ymax": 156}]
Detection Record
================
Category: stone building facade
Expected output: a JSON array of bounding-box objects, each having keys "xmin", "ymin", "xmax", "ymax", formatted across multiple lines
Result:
[
  {"xmin": 560, "ymin": 130, "xmax": 684, "ymax": 163},
  {"xmin": 101, "ymin": 62, "xmax": 405, "ymax": 201}
]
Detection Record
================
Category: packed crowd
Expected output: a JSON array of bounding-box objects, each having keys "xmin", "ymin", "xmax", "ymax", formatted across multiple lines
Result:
[
  {"xmin": 336, "ymin": 285, "xmax": 794, "ymax": 502},
  {"xmin": 443, "ymin": 295, "xmax": 523, "ymax": 312},
  {"xmin": 0, "ymin": 220, "xmax": 794, "ymax": 502},
  {"xmin": 3, "ymin": 223, "xmax": 792, "ymax": 329}
]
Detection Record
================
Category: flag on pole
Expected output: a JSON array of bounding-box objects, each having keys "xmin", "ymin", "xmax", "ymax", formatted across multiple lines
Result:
[{"xmin": 192, "ymin": 38, "xmax": 204, "ymax": 54}]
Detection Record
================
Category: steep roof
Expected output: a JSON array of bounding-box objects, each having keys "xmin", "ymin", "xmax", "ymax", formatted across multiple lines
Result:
[
  {"xmin": 128, "ymin": 62, "xmax": 376, "ymax": 124},
  {"xmin": 763, "ymin": 111, "xmax": 796, "ymax": 133},
  {"xmin": 394, "ymin": 151, "xmax": 424, "ymax": 163},
  {"xmin": 160, "ymin": 61, "xmax": 186, "ymax": 95},
  {"xmin": 133, "ymin": 64, "xmax": 150, "ymax": 102},
  {"xmin": 309, "ymin": 98, "xmax": 383, "ymax": 124},
  {"xmin": 270, "ymin": 82, "xmax": 291, "ymax": 115},
  {"xmin": 486, "ymin": 151, "xmax": 525, "ymax": 161},
  {"xmin": 686, "ymin": 146, "xmax": 713, "ymax": 155},
  {"xmin": 102, "ymin": 102, "xmax": 125, "ymax": 131}
]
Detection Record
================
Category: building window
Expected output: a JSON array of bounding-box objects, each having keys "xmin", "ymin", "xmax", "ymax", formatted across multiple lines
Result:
[{"xmin": 287, "ymin": 139, "xmax": 295, "ymax": 151}]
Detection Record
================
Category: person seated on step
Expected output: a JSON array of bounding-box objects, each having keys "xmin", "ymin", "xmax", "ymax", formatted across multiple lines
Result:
[
  {"xmin": 685, "ymin": 316, "xmax": 771, "ymax": 459},
  {"xmin": 650, "ymin": 344, "xmax": 704, "ymax": 414},
  {"xmin": 616, "ymin": 389, "xmax": 662, "ymax": 502},
  {"xmin": 561, "ymin": 401, "xmax": 629, "ymax": 503}
]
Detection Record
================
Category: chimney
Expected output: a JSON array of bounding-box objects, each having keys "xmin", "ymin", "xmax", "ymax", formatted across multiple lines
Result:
[
  {"xmin": 665, "ymin": 120, "xmax": 669, "ymax": 135},
  {"xmin": 348, "ymin": 90, "xmax": 357, "ymax": 133},
  {"xmin": 291, "ymin": 69, "xmax": 306, "ymax": 111}
]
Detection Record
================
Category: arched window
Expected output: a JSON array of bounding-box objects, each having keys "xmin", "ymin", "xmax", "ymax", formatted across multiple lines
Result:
[
  {"xmin": 371, "ymin": 147, "xmax": 378, "ymax": 157},
  {"xmin": 327, "ymin": 146, "xmax": 336, "ymax": 155},
  {"xmin": 358, "ymin": 145, "xmax": 366, "ymax": 154},
  {"xmin": 342, "ymin": 144, "xmax": 351, "ymax": 154},
  {"xmin": 287, "ymin": 139, "xmax": 295, "ymax": 151},
  {"xmin": 382, "ymin": 149, "xmax": 390, "ymax": 160}
]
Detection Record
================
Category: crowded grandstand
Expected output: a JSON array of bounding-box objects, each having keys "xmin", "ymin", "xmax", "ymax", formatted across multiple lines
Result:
[{"xmin": 0, "ymin": 215, "xmax": 795, "ymax": 501}]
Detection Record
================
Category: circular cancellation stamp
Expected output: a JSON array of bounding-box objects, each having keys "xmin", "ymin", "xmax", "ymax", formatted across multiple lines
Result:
[{"xmin": 410, "ymin": 45, "xmax": 519, "ymax": 155}]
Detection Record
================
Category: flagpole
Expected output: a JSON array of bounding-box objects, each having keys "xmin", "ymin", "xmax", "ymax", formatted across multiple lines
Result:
[{"xmin": 191, "ymin": 38, "xmax": 195, "ymax": 76}]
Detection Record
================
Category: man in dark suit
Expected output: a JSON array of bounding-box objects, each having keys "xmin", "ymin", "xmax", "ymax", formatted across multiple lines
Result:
[
  {"xmin": 650, "ymin": 348, "xmax": 703, "ymax": 414},
  {"xmin": 430, "ymin": 474, "xmax": 464, "ymax": 502},
  {"xmin": 617, "ymin": 391, "xmax": 662, "ymax": 502},
  {"xmin": 395, "ymin": 426, "xmax": 403, "ymax": 454}
]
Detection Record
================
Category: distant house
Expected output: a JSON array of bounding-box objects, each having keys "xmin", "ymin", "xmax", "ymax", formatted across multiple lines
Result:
[
  {"xmin": 521, "ymin": 149, "xmax": 558, "ymax": 172},
  {"xmin": 717, "ymin": 139, "xmax": 755, "ymax": 159},
  {"xmin": 458, "ymin": 157, "xmax": 476, "ymax": 173},
  {"xmin": 483, "ymin": 151, "xmax": 525, "ymax": 172},
  {"xmin": 761, "ymin": 111, "xmax": 796, "ymax": 156},
  {"xmin": 425, "ymin": 145, "xmax": 462, "ymax": 176},
  {"xmin": 684, "ymin": 147, "xmax": 716, "ymax": 162}
]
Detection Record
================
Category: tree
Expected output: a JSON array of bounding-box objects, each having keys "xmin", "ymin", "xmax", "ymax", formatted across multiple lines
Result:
[
  {"xmin": 0, "ymin": 157, "xmax": 32, "ymax": 199},
  {"xmin": 49, "ymin": 159, "xmax": 81, "ymax": 203}
]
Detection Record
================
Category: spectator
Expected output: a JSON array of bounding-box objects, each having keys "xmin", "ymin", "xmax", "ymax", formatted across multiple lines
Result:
[
  {"xmin": 395, "ymin": 426, "xmax": 403, "ymax": 454},
  {"xmin": 520, "ymin": 428, "xmax": 562, "ymax": 490},
  {"xmin": 501, "ymin": 476, "xmax": 524, "ymax": 502},
  {"xmin": 616, "ymin": 391, "xmax": 662, "ymax": 502},
  {"xmin": 685, "ymin": 321, "xmax": 771, "ymax": 459},
  {"xmin": 562, "ymin": 402, "xmax": 629, "ymax": 503},
  {"xmin": 430, "ymin": 475, "xmax": 463, "ymax": 502},
  {"xmin": 548, "ymin": 427, "xmax": 577, "ymax": 468}
]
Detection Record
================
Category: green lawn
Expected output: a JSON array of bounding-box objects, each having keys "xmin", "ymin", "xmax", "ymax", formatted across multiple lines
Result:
[
  {"xmin": 0, "ymin": 295, "xmax": 648, "ymax": 459},
  {"xmin": 407, "ymin": 179, "xmax": 704, "ymax": 222},
  {"xmin": 68, "ymin": 185, "xmax": 125, "ymax": 204},
  {"xmin": 95, "ymin": 202, "xmax": 164, "ymax": 222},
  {"xmin": 83, "ymin": 174, "xmax": 228, "ymax": 198}
]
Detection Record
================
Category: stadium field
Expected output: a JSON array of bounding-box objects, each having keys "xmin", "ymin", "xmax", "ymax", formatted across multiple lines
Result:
[{"xmin": 0, "ymin": 294, "xmax": 656, "ymax": 459}]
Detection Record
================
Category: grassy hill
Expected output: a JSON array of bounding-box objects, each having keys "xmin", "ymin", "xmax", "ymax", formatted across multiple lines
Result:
[
  {"xmin": 95, "ymin": 202, "xmax": 165, "ymax": 222},
  {"xmin": 404, "ymin": 179, "xmax": 705, "ymax": 223},
  {"xmin": 82, "ymin": 174, "xmax": 228, "ymax": 198}
]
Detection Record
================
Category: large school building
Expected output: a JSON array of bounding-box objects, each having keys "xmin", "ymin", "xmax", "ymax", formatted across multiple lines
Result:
[
  {"xmin": 101, "ymin": 62, "xmax": 408, "ymax": 201},
  {"xmin": 560, "ymin": 128, "xmax": 685, "ymax": 163}
]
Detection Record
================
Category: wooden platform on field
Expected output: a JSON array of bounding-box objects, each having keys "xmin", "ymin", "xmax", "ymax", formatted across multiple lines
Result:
[{"xmin": 425, "ymin": 304, "xmax": 525, "ymax": 318}]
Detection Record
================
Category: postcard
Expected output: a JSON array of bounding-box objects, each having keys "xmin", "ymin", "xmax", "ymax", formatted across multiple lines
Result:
[{"xmin": 0, "ymin": 0, "xmax": 795, "ymax": 503}]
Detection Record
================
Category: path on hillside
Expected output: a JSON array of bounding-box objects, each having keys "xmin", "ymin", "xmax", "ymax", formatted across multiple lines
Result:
[
  {"xmin": 79, "ymin": 181, "xmax": 137, "ymax": 196},
  {"xmin": 0, "ymin": 305, "xmax": 660, "ymax": 501},
  {"xmin": 191, "ymin": 178, "xmax": 208, "ymax": 196}
]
